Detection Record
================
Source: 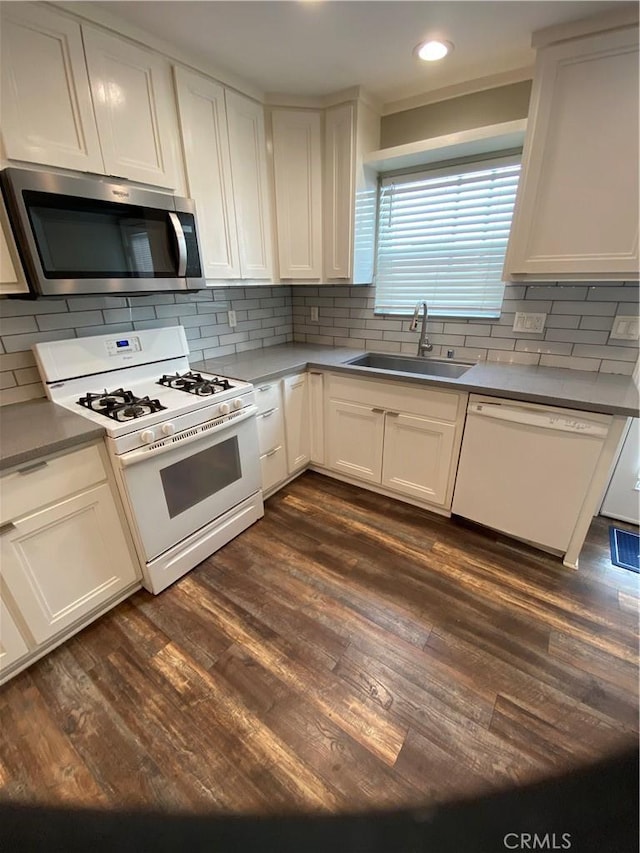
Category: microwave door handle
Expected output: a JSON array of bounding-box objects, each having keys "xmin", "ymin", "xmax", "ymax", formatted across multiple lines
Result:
[{"xmin": 168, "ymin": 212, "xmax": 187, "ymax": 276}]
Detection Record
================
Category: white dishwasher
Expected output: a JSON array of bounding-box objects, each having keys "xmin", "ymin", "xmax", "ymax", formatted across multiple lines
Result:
[{"xmin": 452, "ymin": 395, "xmax": 611, "ymax": 553}]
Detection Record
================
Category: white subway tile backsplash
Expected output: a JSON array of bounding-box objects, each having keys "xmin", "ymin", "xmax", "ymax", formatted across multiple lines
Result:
[
  {"xmin": 444, "ymin": 323, "xmax": 490, "ymax": 336},
  {"xmin": 579, "ymin": 316, "xmax": 614, "ymax": 331},
  {"xmin": 0, "ymin": 299, "xmax": 67, "ymax": 316},
  {"xmin": 155, "ymin": 303, "xmax": 198, "ymax": 318},
  {"xmin": 15, "ymin": 366, "xmax": 41, "ymax": 385},
  {"xmin": 551, "ymin": 301, "xmax": 618, "ymax": 315},
  {"xmin": 0, "ymin": 280, "xmax": 636, "ymax": 406},
  {"xmin": 544, "ymin": 315, "xmax": 581, "ymax": 329},
  {"xmin": 545, "ymin": 329, "xmax": 609, "ymax": 344},
  {"xmin": 515, "ymin": 341, "xmax": 573, "ymax": 355},
  {"xmin": 572, "ymin": 344, "xmax": 638, "ymax": 361},
  {"xmin": 0, "ymin": 316, "xmax": 38, "ymax": 335},
  {"xmin": 76, "ymin": 322, "xmax": 134, "ymax": 338},
  {"xmin": 0, "ymin": 371, "xmax": 16, "ymax": 389},
  {"xmin": 366, "ymin": 339, "xmax": 401, "ymax": 353},
  {"xmin": 37, "ymin": 310, "xmax": 103, "ymax": 330},
  {"xmin": 466, "ymin": 336, "xmax": 514, "ymax": 350},
  {"xmin": 522, "ymin": 285, "xmax": 589, "ymax": 301},
  {"xmin": 487, "ymin": 350, "xmax": 540, "ymax": 365},
  {"xmin": 587, "ymin": 286, "xmax": 639, "ymax": 301},
  {"xmin": 102, "ymin": 306, "xmax": 156, "ymax": 323},
  {"xmin": 539, "ymin": 355, "xmax": 601, "ymax": 371},
  {"xmin": 0, "ymin": 382, "xmax": 45, "ymax": 405},
  {"xmin": 600, "ymin": 360, "xmax": 636, "ymax": 375},
  {"xmin": 0, "ymin": 351, "xmax": 36, "ymax": 370},
  {"xmin": 2, "ymin": 329, "xmax": 71, "ymax": 353}
]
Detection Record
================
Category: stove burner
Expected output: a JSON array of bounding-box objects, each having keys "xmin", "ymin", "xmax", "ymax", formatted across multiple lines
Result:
[
  {"xmin": 158, "ymin": 371, "xmax": 233, "ymax": 396},
  {"xmin": 78, "ymin": 388, "xmax": 167, "ymax": 422}
]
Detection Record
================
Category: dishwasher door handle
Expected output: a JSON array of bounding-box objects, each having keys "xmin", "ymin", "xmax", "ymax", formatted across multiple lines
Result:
[{"xmin": 467, "ymin": 402, "xmax": 609, "ymax": 437}]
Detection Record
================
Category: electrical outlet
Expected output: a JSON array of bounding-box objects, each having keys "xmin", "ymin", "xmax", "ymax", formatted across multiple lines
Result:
[
  {"xmin": 610, "ymin": 315, "xmax": 639, "ymax": 341},
  {"xmin": 310, "ymin": 306, "xmax": 319, "ymax": 322},
  {"xmin": 227, "ymin": 310, "xmax": 237, "ymax": 328},
  {"xmin": 513, "ymin": 312, "xmax": 546, "ymax": 334}
]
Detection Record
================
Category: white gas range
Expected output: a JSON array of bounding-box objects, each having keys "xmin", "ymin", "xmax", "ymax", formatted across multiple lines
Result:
[{"xmin": 33, "ymin": 326, "xmax": 264, "ymax": 594}]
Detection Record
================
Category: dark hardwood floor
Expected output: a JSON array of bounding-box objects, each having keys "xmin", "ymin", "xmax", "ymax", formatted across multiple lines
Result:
[{"xmin": 1, "ymin": 472, "xmax": 638, "ymax": 814}]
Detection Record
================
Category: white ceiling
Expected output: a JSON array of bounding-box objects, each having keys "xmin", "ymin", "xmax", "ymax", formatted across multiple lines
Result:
[{"xmin": 92, "ymin": 1, "xmax": 635, "ymax": 107}]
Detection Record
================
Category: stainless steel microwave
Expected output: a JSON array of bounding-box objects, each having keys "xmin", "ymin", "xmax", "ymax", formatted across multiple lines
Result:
[{"xmin": 0, "ymin": 167, "xmax": 205, "ymax": 296}]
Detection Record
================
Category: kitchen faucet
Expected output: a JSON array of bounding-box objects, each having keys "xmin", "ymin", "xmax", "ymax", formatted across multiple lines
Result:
[{"xmin": 409, "ymin": 301, "xmax": 433, "ymax": 356}]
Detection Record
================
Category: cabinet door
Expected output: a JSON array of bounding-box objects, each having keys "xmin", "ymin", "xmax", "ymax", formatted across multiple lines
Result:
[
  {"xmin": 0, "ymin": 4, "xmax": 103, "ymax": 173},
  {"xmin": 174, "ymin": 67, "xmax": 240, "ymax": 278},
  {"xmin": 1, "ymin": 197, "xmax": 29, "ymax": 295},
  {"xmin": 324, "ymin": 103, "xmax": 355, "ymax": 279},
  {"xmin": 326, "ymin": 399, "xmax": 384, "ymax": 484},
  {"xmin": 308, "ymin": 372, "xmax": 325, "ymax": 465},
  {"xmin": 82, "ymin": 26, "xmax": 180, "ymax": 189},
  {"xmin": 0, "ymin": 484, "xmax": 139, "ymax": 645},
  {"xmin": 504, "ymin": 27, "xmax": 639, "ymax": 279},
  {"xmin": 382, "ymin": 414, "xmax": 456, "ymax": 507},
  {"xmin": 283, "ymin": 374, "xmax": 310, "ymax": 474},
  {"xmin": 0, "ymin": 596, "xmax": 30, "ymax": 678},
  {"xmin": 271, "ymin": 109, "xmax": 323, "ymax": 279},
  {"xmin": 225, "ymin": 91, "xmax": 273, "ymax": 279}
]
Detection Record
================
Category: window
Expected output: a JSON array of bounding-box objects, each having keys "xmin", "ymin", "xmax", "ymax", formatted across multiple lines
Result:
[{"xmin": 374, "ymin": 154, "xmax": 521, "ymax": 318}]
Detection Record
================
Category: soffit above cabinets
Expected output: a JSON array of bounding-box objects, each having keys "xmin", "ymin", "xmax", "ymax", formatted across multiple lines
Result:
[{"xmin": 364, "ymin": 119, "xmax": 527, "ymax": 173}]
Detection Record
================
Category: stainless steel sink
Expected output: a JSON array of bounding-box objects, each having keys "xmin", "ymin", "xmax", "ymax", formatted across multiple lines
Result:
[{"xmin": 345, "ymin": 353, "xmax": 473, "ymax": 379}]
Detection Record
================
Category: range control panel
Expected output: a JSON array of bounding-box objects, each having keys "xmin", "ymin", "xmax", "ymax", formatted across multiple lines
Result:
[{"xmin": 105, "ymin": 337, "xmax": 142, "ymax": 356}]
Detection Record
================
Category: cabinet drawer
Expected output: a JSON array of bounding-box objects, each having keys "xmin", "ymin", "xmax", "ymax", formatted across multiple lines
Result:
[
  {"xmin": 256, "ymin": 407, "xmax": 285, "ymax": 455},
  {"xmin": 260, "ymin": 445, "xmax": 287, "ymax": 493},
  {"xmin": 254, "ymin": 381, "xmax": 282, "ymax": 414},
  {"xmin": 327, "ymin": 374, "xmax": 463, "ymax": 422},
  {"xmin": 1, "ymin": 444, "xmax": 106, "ymax": 524}
]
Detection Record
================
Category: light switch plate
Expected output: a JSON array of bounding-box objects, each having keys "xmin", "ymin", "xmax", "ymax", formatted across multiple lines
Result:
[
  {"xmin": 513, "ymin": 312, "xmax": 546, "ymax": 334},
  {"xmin": 610, "ymin": 315, "xmax": 639, "ymax": 341},
  {"xmin": 310, "ymin": 306, "xmax": 319, "ymax": 322},
  {"xmin": 227, "ymin": 310, "xmax": 237, "ymax": 328}
]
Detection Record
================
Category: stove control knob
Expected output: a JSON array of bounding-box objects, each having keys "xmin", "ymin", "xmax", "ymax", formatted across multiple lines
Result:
[
  {"xmin": 219, "ymin": 402, "xmax": 230, "ymax": 416},
  {"xmin": 141, "ymin": 430, "xmax": 155, "ymax": 445},
  {"xmin": 232, "ymin": 397, "xmax": 243, "ymax": 410},
  {"xmin": 160, "ymin": 423, "xmax": 175, "ymax": 437}
]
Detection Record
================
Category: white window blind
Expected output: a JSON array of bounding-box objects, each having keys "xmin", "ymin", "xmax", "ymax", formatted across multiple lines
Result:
[{"xmin": 374, "ymin": 154, "xmax": 521, "ymax": 318}]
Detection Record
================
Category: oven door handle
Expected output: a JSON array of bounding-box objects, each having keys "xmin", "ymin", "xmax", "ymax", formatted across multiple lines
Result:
[
  {"xmin": 168, "ymin": 212, "xmax": 187, "ymax": 277},
  {"xmin": 117, "ymin": 405, "xmax": 258, "ymax": 468}
]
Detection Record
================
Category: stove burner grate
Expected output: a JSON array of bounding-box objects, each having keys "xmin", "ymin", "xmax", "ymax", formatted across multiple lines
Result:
[
  {"xmin": 158, "ymin": 371, "xmax": 232, "ymax": 396},
  {"xmin": 78, "ymin": 388, "xmax": 167, "ymax": 422}
]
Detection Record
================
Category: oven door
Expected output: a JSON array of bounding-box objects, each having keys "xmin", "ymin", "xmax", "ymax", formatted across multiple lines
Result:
[{"xmin": 117, "ymin": 410, "xmax": 261, "ymax": 561}]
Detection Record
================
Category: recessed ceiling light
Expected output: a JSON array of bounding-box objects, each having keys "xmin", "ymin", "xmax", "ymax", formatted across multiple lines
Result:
[{"xmin": 415, "ymin": 40, "xmax": 454, "ymax": 62}]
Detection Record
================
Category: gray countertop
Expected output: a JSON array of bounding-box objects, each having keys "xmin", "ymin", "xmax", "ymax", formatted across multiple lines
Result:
[
  {"xmin": 0, "ymin": 399, "xmax": 105, "ymax": 473},
  {"xmin": 194, "ymin": 343, "xmax": 639, "ymax": 418}
]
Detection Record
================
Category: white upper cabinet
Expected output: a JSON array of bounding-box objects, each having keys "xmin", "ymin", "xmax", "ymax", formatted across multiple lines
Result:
[
  {"xmin": 1, "ymin": 196, "xmax": 29, "ymax": 296},
  {"xmin": 269, "ymin": 97, "xmax": 380, "ymax": 284},
  {"xmin": 271, "ymin": 109, "xmax": 323, "ymax": 279},
  {"xmin": 82, "ymin": 26, "xmax": 181, "ymax": 189},
  {"xmin": 504, "ymin": 26, "xmax": 639, "ymax": 280},
  {"xmin": 174, "ymin": 68, "xmax": 240, "ymax": 278},
  {"xmin": 225, "ymin": 91, "xmax": 273, "ymax": 280},
  {"xmin": 324, "ymin": 104, "xmax": 355, "ymax": 279},
  {"xmin": 0, "ymin": 4, "xmax": 104, "ymax": 173}
]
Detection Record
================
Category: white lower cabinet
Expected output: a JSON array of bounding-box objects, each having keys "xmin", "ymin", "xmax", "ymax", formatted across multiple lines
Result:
[
  {"xmin": 326, "ymin": 399, "xmax": 384, "ymax": 483},
  {"xmin": 0, "ymin": 597, "xmax": 29, "ymax": 673},
  {"xmin": 255, "ymin": 372, "xmax": 312, "ymax": 495},
  {"xmin": 381, "ymin": 413, "xmax": 456, "ymax": 506},
  {"xmin": 255, "ymin": 379, "xmax": 288, "ymax": 496},
  {"xmin": 324, "ymin": 374, "xmax": 466, "ymax": 510},
  {"xmin": 283, "ymin": 374, "xmax": 310, "ymax": 474},
  {"xmin": 0, "ymin": 443, "xmax": 140, "ymax": 683}
]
